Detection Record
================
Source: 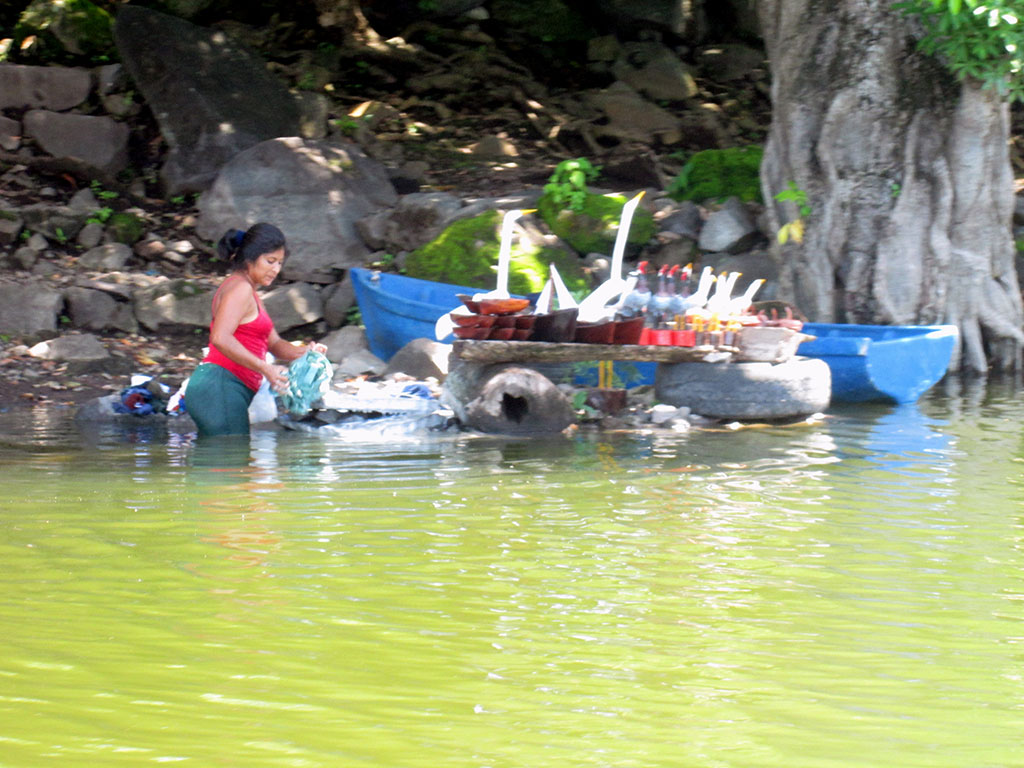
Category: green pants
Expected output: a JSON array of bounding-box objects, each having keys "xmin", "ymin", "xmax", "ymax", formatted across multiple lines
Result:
[{"xmin": 185, "ymin": 363, "xmax": 256, "ymax": 437}]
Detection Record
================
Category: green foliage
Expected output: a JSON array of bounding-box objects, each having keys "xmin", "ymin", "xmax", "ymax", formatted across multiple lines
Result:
[
  {"xmin": 404, "ymin": 210, "xmax": 589, "ymax": 295},
  {"xmin": 773, "ymin": 182, "xmax": 810, "ymax": 245},
  {"xmin": 90, "ymin": 180, "xmax": 118, "ymax": 201},
  {"xmin": 774, "ymin": 181, "xmax": 811, "ymax": 217},
  {"xmin": 537, "ymin": 191, "xmax": 656, "ymax": 256},
  {"xmin": 54, "ymin": 227, "xmax": 67, "ymax": 244},
  {"xmin": 895, "ymin": 0, "xmax": 1024, "ymax": 102},
  {"xmin": 543, "ymin": 158, "xmax": 601, "ymax": 213},
  {"xmin": 9, "ymin": 0, "xmax": 114, "ymax": 64},
  {"xmin": 667, "ymin": 146, "xmax": 764, "ymax": 203},
  {"xmin": 86, "ymin": 206, "xmax": 113, "ymax": 225}
]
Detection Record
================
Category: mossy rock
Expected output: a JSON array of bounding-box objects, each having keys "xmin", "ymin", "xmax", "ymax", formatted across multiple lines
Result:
[
  {"xmin": 106, "ymin": 212, "xmax": 144, "ymax": 245},
  {"xmin": 12, "ymin": 0, "xmax": 114, "ymax": 63},
  {"xmin": 404, "ymin": 210, "xmax": 589, "ymax": 296},
  {"xmin": 667, "ymin": 146, "xmax": 764, "ymax": 204},
  {"xmin": 537, "ymin": 191, "xmax": 656, "ymax": 256}
]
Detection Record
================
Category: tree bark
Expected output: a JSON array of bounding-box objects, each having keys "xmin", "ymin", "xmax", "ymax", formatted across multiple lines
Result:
[{"xmin": 759, "ymin": 0, "xmax": 1024, "ymax": 373}]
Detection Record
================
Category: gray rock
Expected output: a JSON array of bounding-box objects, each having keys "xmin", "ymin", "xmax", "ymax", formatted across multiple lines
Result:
[
  {"xmin": 332, "ymin": 348, "xmax": 387, "ymax": 380},
  {"xmin": 0, "ymin": 282, "xmax": 61, "ymax": 335},
  {"xmin": 384, "ymin": 338, "xmax": 450, "ymax": 380},
  {"xmin": 294, "ymin": 91, "xmax": 328, "ymax": 140},
  {"xmin": 0, "ymin": 115, "xmax": 20, "ymax": 151},
  {"xmin": 321, "ymin": 277, "xmax": 356, "ymax": 329},
  {"xmin": 76, "ymin": 221, "xmax": 105, "ymax": 249},
  {"xmin": 114, "ymin": 5, "xmax": 303, "ymax": 194},
  {"xmin": 584, "ymin": 81, "xmax": 682, "ymax": 145},
  {"xmin": 261, "ymin": 282, "xmax": 323, "ymax": 332},
  {"xmin": 660, "ymin": 200, "xmax": 703, "ymax": 239},
  {"xmin": 79, "ymin": 243, "xmax": 132, "ymax": 271},
  {"xmin": 19, "ymin": 203, "xmax": 89, "ymax": 241},
  {"xmin": 133, "ymin": 279, "xmax": 214, "ymax": 331},
  {"xmin": 65, "ymin": 286, "xmax": 139, "ymax": 333},
  {"xmin": 611, "ymin": 42, "xmax": 698, "ymax": 102},
  {"xmin": 697, "ymin": 43, "xmax": 765, "ymax": 82},
  {"xmin": 0, "ymin": 212, "xmax": 24, "ymax": 245},
  {"xmin": 698, "ymin": 197, "xmax": 762, "ymax": 254},
  {"xmin": 96, "ymin": 63, "xmax": 127, "ymax": 96},
  {"xmin": 356, "ymin": 192, "xmax": 464, "ymax": 252},
  {"xmin": 0, "ymin": 64, "xmax": 92, "ymax": 111},
  {"xmin": 29, "ymin": 333, "xmax": 109, "ymax": 362},
  {"xmin": 13, "ymin": 246, "xmax": 39, "ymax": 270},
  {"xmin": 26, "ymin": 233, "xmax": 48, "ymax": 252},
  {"xmin": 321, "ymin": 325, "xmax": 368, "ymax": 362},
  {"xmin": 23, "ymin": 110, "xmax": 131, "ymax": 176},
  {"xmin": 68, "ymin": 187, "xmax": 100, "ymax": 213},
  {"xmin": 196, "ymin": 137, "xmax": 397, "ymax": 280}
]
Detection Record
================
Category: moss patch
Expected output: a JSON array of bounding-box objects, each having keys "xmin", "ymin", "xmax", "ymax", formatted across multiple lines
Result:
[
  {"xmin": 106, "ymin": 212, "xmax": 144, "ymax": 245},
  {"xmin": 12, "ymin": 0, "xmax": 114, "ymax": 63},
  {"xmin": 537, "ymin": 191, "xmax": 656, "ymax": 256},
  {"xmin": 404, "ymin": 210, "xmax": 589, "ymax": 295},
  {"xmin": 667, "ymin": 146, "xmax": 764, "ymax": 203}
]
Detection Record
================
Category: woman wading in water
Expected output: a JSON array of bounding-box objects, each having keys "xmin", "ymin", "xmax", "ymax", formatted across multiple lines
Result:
[{"xmin": 185, "ymin": 223, "xmax": 326, "ymax": 437}]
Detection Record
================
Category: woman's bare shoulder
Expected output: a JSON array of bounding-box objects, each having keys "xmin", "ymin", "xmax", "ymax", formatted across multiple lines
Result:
[{"xmin": 213, "ymin": 274, "xmax": 255, "ymax": 312}]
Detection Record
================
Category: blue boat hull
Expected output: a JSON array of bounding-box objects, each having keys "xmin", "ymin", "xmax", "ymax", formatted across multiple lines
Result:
[
  {"xmin": 350, "ymin": 268, "xmax": 484, "ymax": 361},
  {"xmin": 798, "ymin": 323, "xmax": 958, "ymax": 403}
]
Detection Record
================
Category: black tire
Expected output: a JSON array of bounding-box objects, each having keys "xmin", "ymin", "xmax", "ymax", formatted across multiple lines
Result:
[{"xmin": 654, "ymin": 357, "xmax": 831, "ymax": 420}]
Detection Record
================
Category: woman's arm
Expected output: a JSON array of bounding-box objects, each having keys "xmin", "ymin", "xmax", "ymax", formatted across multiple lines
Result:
[
  {"xmin": 210, "ymin": 278, "xmax": 288, "ymax": 390},
  {"xmin": 268, "ymin": 330, "xmax": 328, "ymax": 362}
]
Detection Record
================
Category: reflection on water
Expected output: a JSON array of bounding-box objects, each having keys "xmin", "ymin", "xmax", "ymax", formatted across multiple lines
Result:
[{"xmin": 1, "ymin": 381, "xmax": 1024, "ymax": 767}]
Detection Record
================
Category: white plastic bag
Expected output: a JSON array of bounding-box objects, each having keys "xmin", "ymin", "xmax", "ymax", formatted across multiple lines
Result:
[{"xmin": 248, "ymin": 377, "xmax": 279, "ymax": 424}]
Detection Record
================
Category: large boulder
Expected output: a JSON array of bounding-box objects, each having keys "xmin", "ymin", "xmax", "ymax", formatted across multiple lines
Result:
[
  {"xmin": 113, "ymin": 4, "xmax": 303, "ymax": 194},
  {"xmin": 196, "ymin": 137, "xmax": 398, "ymax": 281}
]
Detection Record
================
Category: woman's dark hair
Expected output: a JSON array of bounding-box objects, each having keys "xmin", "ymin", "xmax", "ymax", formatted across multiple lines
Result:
[{"xmin": 217, "ymin": 223, "xmax": 287, "ymax": 269}]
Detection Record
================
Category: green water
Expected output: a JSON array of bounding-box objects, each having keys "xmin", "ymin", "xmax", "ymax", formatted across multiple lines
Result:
[{"xmin": 1, "ymin": 385, "xmax": 1023, "ymax": 767}]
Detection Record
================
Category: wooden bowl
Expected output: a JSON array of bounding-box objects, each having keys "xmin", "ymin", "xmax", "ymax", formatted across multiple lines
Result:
[
  {"xmin": 574, "ymin": 320, "xmax": 616, "ymax": 344},
  {"xmin": 488, "ymin": 327, "xmax": 516, "ymax": 341},
  {"xmin": 612, "ymin": 316, "xmax": 645, "ymax": 345},
  {"xmin": 512, "ymin": 329, "xmax": 532, "ymax": 341},
  {"xmin": 514, "ymin": 314, "xmax": 536, "ymax": 329},
  {"xmin": 477, "ymin": 298, "xmax": 531, "ymax": 315},
  {"xmin": 493, "ymin": 314, "xmax": 518, "ymax": 328},
  {"xmin": 453, "ymin": 327, "xmax": 489, "ymax": 340},
  {"xmin": 456, "ymin": 294, "xmax": 480, "ymax": 313},
  {"xmin": 532, "ymin": 308, "xmax": 578, "ymax": 343},
  {"xmin": 451, "ymin": 313, "xmax": 495, "ymax": 328}
]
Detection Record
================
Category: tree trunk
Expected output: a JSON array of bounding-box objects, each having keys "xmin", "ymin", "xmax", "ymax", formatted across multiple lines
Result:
[{"xmin": 759, "ymin": 0, "xmax": 1024, "ymax": 374}]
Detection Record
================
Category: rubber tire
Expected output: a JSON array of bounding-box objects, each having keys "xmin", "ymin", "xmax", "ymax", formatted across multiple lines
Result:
[{"xmin": 654, "ymin": 356, "xmax": 831, "ymax": 420}]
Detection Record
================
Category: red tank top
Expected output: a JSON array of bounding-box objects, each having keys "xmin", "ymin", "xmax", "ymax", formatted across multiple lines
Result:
[{"xmin": 202, "ymin": 282, "xmax": 274, "ymax": 392}]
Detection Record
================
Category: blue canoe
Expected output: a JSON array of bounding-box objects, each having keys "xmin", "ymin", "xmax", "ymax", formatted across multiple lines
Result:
[{"xmin": 797, "ymin": 323, "xmax": 958, "ymax": 403}]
